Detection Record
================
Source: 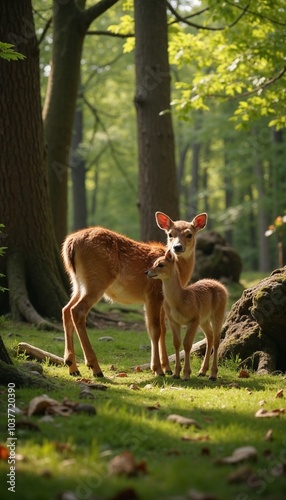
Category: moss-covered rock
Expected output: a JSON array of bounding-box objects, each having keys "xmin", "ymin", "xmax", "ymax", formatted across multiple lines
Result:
[
  {"xmin": 193, "ymin": 231, "xmax": 242, "ymax": 283},
  {"xmin": 218, "ymin": 266, "xmax": 286, "ymax": 373}
]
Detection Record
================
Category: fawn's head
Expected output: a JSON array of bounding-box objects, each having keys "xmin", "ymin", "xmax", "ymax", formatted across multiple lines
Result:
[
  {"xmin": 155, "ymin": 212, "xmax": 207, "ymax": 256},
  {"xmin": 145, "ymin": 250, "xmax": 176, "ymax": 281}
]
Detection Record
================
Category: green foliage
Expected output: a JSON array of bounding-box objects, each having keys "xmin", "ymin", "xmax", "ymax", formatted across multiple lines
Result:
[
  {"xmin": 169, "ymin": 1, "xmax": 286, "ymax": 130},
  {"xmin": 0, "ymin": 42, "xmax": 25, "ymax": 61},
  {"xmin": 1, "ymin": 318, "xmax": 286, "ymax": 499}
]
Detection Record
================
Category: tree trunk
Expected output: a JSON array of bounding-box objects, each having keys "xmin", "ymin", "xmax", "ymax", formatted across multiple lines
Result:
[
  {"xmin": 134, "ymin": 0, "xmax": 179, "ymax": 242},
  {"xmin": 42, "ymin": 0, "xmax": 120, "ymax": 246},
  {"xmin": 71, "ymin": 85, "xmax": 88, "ymax": 231},
  {"xmin": 0, "ymin": 0, "xmax": 68, "ymax": 324},
  {"xmin": 252, "ymin": 129, "xmax": 270, "ymax": 272},
  {"xmin": 0, "ymin": 337, "xmax": 51, "ymax": 388}
]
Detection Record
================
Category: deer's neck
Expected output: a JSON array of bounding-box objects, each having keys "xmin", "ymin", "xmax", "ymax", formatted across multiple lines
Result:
[
  {"xmin": 177, "ymin": 251, "xmax": 195, "ymax": 286},
  {"xmin": 162, "ymin": 268, "xmax": 185, "ymax": 306}
]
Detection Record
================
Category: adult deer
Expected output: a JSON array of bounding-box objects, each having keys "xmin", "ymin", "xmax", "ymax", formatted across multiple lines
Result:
[
  {"xmin": 62, "ymin": 212, "xmax": 207, "ymax": 377},
  {"xmin": 146, "ymin": 250, "xmax": 228, "ymax": 380}
]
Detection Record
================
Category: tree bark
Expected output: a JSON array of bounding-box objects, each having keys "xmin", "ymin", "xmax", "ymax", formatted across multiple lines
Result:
[
  {"xmin": 0, "ymin": 0, "xmax": 68, "ymax": 322},
  {"xmin": 134, "ymin": 0, "xmax": 179, "ymax": 242},
  {"xmin": 71, "ymin": 84, "xmax": 88, "ymax": 231},
  {"xmin": 42, "ymin": 0, "xmax": 119, "ymax": 246}
]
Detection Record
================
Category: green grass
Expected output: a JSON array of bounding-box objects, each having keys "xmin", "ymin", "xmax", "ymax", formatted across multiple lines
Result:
[{"xmin": 0, "ymin": 272, "xmax": 285, "ymax": 500}]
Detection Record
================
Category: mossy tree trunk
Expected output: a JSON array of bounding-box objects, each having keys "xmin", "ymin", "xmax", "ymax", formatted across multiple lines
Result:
[{"xmin": 0, "ymin": 0, "xmax": 67, "ymax": 325}]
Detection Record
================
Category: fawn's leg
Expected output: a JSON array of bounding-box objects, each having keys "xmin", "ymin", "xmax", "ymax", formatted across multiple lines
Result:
[
  {"xmin": 159, "ymin": 306, "xmax": 173, "ymax": 374},
  {"xmin": 63, "ymin": 292, "xmax": 81, "ymax": 375},
  {"xmin": 167, "ymin": 317, "xmax": 181, "ymax": 378},
  {"xmin": 183, "ymin": 320, "xmax": 199, "ymax": 380},
  {"xmin": 199, "ymin": 320, "xmax": 215, "ymax": 379},
  {"xmin": 145, "ymin": 299, "xmax": 165, "ymax": 376}
]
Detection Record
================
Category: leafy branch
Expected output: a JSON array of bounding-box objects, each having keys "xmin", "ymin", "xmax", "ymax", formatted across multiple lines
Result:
[{"xmin": 0, "ymin": 42, "xmax": 25, "ymax": 61}]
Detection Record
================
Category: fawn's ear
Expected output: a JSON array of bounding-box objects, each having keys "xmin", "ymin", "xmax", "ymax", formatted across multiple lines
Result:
[
  {"xmin": 155, "ymin": 212, "xmax": 173, "ymax": 231},
  {"xmin": 192, "ymin": 213, "xmax": 208, "ymax": 232},
  {"xmin": 165, "ymin": 249, "xmax": 174, "ymax": 262}
]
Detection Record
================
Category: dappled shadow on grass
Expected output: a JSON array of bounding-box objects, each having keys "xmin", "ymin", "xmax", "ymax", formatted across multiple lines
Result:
[{"xmin": 1, "ymin": 358, "xmax": 286, "ymax": 500}]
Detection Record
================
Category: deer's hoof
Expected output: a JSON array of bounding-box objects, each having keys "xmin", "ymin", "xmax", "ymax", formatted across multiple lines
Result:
[
  {"xmin": 198, "ymin": 372, "xmax": 206, "ymax": 377},
  {"xmin": 94, "ymin": 371, "xmax": 104, "ymax": 378},
  {"xmin": 165, "ymin": 370, "xmax": 173, "ymax": 376},
  {"xmin": 172, "ymin": 374, "xmax": 181, "ymax": 379},
  {"xmin": 70, "ymin": 370, "xmax": 81, "ymax": 377},
  {"xmin": 209, "ymin": 376, "xmax": 217, "ymax": 381}
]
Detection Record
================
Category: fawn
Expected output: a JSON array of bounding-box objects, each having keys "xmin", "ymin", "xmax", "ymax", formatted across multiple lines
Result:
[
  {"xmin": 146, "ymin": 249, "xmax": 228, "ymax": 380},
  {"xmin": 62, "ymin": 212, "xmax": 207, "ymax": 377}
]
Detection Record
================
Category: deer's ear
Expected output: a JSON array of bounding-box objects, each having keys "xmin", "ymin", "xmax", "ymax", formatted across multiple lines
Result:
[
  {"xmin": 165, "ymin": 249, "xmax": 174, "ymax": 261},
  {"xmin": 192, "ymin": 213, "xmax": 207, "ymax": 232},
  {"xmin": 155, "ymin": 212, "xmax": 173, "ymax": 231}
]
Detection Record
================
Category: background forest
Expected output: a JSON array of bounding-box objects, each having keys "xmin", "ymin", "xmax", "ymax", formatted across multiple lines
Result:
[
  {"xmin": 1, "ymin": 0, "xmax": 286, "ymax": 324},
  {"xmin": 34, "ymin": 0, "xmax": 286, "ymax": 272}
]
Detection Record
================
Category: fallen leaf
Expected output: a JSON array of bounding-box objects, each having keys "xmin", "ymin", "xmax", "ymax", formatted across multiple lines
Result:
[
  {"xmin": 263, "ymin": 429, "xmax": 273, "ymax": 441},
  {"xmin": 129, "ymin": 384, "xmax": 140, "ymax": 391},
  {"xmin": 0, "ymin": 444, "xmax": 9, "ymax": 460},
  {"xmin": 146, "ymin": 403, "xmax": 160, "ymax": 411},
  {"xmin": 110, "ymin": 487, "xmax": 139, "ymax": 500},
  {"xmin": 26, "ymin": 395, "xmax": 62, "ymax": 417},
  {"xmin": 216, "ymin": 446, "xmax": 257, "ymax": 465},
  {"xmin": 228, "ymin": 465, "xmax": 254, "ymax": 484},
  {"xmin": 228, "ymin": 383, "xmax": 240, "ymax": 389},
  {"xmin": 108, "ymin": 451, "xmax": 147, "ymax": 477},
  {"xmin": 73, "ymin": 403, "xmax": 96, "ymax": 416},
  {"xmin": 187, "ymin": 488, "xmax": 218, "ymax": 500},
  {"xmin": 76, "ymin": 379, "xmax": 107, "ymax": 390},
  {"xmin": 182, "ymin": 435, "xmax": 210, "ymax": 442},
  {"xmin": 134, "ymin": 366, "xmax": 143, "ymax": 373},
  {"xmin": 238, "ymin": 369, "xmax": 250, "ymax": 378},
  {"xmin": 255, "ymin": 408, "xmax": 284, "ymax": 418},
  {"xmin": 52, "ymin": 441, "xmax": 73, "ymax": 453},
  {"xmin": 275, "ymin": 389, "xmax": 283, "ymax": 399},
  {"xmin": 166, "ymin": 449, "xmax": 181, "ymax": 456},
  {"xmin": 116, "ymin": 372, "xmax": 128, "ymax": 378},
  {"xmin": 167, "ymin": 414, "xmax": 200, "ymax": 428}
]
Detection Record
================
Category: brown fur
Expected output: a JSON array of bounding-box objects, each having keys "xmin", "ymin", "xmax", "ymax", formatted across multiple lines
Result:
[
  {"xmin": 146, "ymin": 250, "xmax": 228, "ymax": 380},
  {"xmin": 62, "ymin": 212, "xmax": 207, "ymax": 377}
]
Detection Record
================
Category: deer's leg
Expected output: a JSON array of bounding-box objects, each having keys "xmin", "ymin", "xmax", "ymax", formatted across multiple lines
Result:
[
  {"xmin": 159, "ymin": 306, "xmax": 172, "ymax": 374},
  {"xmin": 145, "ymin": 299, "xmax": 164, "ymax": 376},
  {"xmin": 198, "ymin": 321, "xmax": 214, "ymax": 378},
  {"xmin": 71, "ymin": 291, "xmax": 106, "ymax": 377},
  {"xmin": 183, "ymin": 320, "xmax": 198, "ymax": 380},
  {"xmin": 63, "ymin": 292, "xmax": 81, "ymax": 376}
]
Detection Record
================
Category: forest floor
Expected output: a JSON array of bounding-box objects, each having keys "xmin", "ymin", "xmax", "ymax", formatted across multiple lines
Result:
[{"xmin": 1, "ymin": 271, "xmax": 286, "ymax": 500}]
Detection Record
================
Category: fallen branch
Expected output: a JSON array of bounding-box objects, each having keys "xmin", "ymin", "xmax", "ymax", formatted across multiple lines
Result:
[{"xmin": 17, "ymin": 342, "xmax": 64, "ymax": 365}]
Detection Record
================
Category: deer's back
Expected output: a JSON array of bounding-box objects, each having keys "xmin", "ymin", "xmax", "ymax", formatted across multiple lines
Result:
[{"xmin": 62, "ymin": 227, "xmax": 165, "ymax": 304}]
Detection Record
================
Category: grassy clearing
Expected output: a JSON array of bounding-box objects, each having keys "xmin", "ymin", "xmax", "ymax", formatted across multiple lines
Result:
[{"xmin": 0, "ymin": 273, "xmax": 285, "ymax": 499}]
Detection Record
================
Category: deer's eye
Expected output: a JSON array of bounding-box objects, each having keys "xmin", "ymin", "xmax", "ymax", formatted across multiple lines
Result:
[
  {"xmin": 186, "ymin": 233, "xmax": 193, "ymax": 239},
  {"xmin": 168, "ymin": 232, "xmax": 173, "ymax": 239},
  {"xmin": 158, "ymin": 263, "xmax": 164, "ymax": 268}
]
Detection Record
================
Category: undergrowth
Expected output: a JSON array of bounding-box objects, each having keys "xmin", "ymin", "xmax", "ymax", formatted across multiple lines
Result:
[{"xmin": 0, "ymin": 286, "xmax": 285, "ymax": 500}]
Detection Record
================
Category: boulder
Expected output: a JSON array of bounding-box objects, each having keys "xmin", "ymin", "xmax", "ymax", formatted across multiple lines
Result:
[
  {"xmin": 193, "ymin": 231, "xmax": 242, "ymax": 283},
  {"xmin": 218, "ymin": 266, "xmax": 286, "ymax": 373}
]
